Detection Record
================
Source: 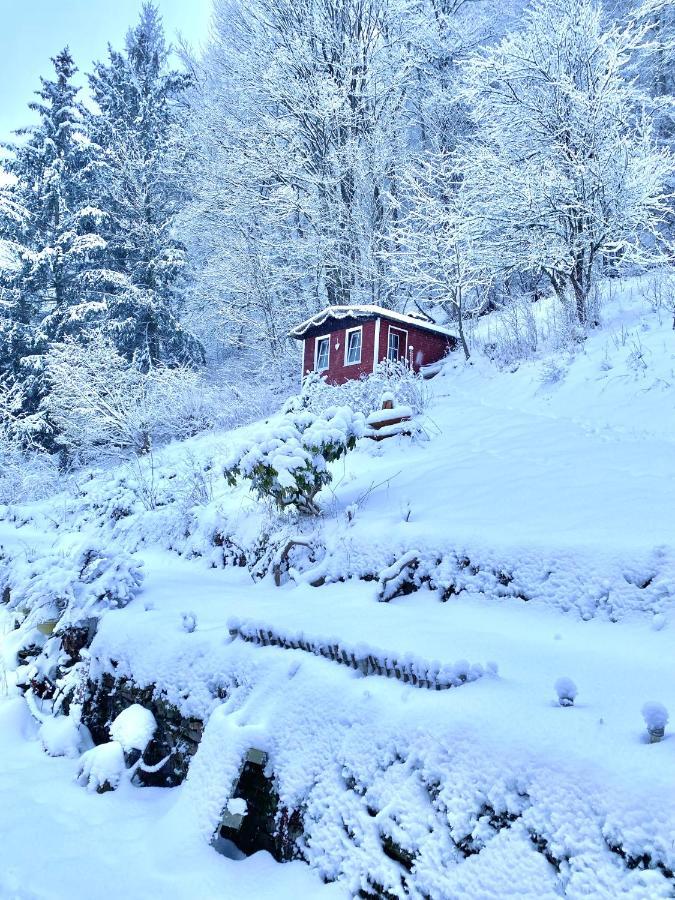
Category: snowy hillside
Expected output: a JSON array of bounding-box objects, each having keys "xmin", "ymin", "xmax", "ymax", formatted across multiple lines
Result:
[{"xmin": 1, "ymin": 278, "xmax": 675, "ymax": 898}]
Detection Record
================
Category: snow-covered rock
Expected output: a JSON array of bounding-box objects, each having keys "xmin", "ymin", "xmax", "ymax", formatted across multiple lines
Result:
[
  {"xmin": 109, "ymin": 704, "xmax": 157, "ymax": 754},
  {"xmin": 76, "ymin": 742, "xmax": 126, "ymax": 792},
  {"xmin": 39, "ymin": 714, "xmax": 91, "ymax": 759}
]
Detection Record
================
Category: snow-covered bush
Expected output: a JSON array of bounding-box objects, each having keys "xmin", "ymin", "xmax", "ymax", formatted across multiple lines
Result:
[
  {"xmin": 641, "ymin": 702, "xmax": 669, "ymax": 743},
  {"xmin": 1, "ymin": 543, "xmax": 144, "ymax": 637},
  {"xmin": 298, "ymin": 360, "xmax": 429, "ymax": 417},
  {"xmin": 540, "ymin": 359, "xmax": 567, "ymax": 386},
  {"xmin": 554, "ymin": 676, "xmax": 577, "ymax": 707},
  {"xmin": 42, "ymin": 334, "xmax": 235, "ymax": 462},
  {"xmin": 39, "ymin": 712, "xmax": 92, "ymax": 759},
  {"xmin": 1, "ymin": 543, "xmax": 143, "ymax": 711},
  {"xmin": 223, "ymin": 406, "xmax": 365, "ymax": 515},
  {"xmin": 0, "ymin": 443, "xmax": 61, "ymax": 504},
  {"xmin": 181, "ymin": 611, "xmax": 197, "ymax": 633},
  {"xmin": 479, "ymin": 295, "xmax": 540, "ymax": 365},
  {"xmin": 0, "ymin": 378, "xmax": 61, "ymax": 503},
  {"xmin": 77, "ymin": 741, "xmax": 127, "ymax": 792}
]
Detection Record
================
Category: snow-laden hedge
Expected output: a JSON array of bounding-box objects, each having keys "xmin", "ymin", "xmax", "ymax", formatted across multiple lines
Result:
[
  {"xmin": 1, "ymin": 542, "xmax": 144, "ymax": 715},
  {"xmin": 297, "ymin": 360, "xmax": 429, "ymax": 417},
  {"xmin": 1, "ymin": 542, "xmax": 143, "ymax": 637}
]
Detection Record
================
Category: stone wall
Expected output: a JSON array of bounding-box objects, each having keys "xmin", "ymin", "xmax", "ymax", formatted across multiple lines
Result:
[{"xmin": 82, "ymin": 674, "xmax": 203, "ymax": 787}]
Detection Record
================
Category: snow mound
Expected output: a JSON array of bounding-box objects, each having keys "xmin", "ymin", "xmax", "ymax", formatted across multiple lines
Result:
[
  {"xmin": 76, "ymin": 741, "xmax": 126, "ymax": 792},
  {"xmin": 39, "ymin": 714, "xmax": 91, "ymax": 759},
  {"xmin": 110, "ymin": 704, "xmax": 157, "ymax": 753}
]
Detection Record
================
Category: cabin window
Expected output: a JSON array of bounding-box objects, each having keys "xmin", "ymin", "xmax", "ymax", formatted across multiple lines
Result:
[
  {"xmin": 387, "ymin": 330, "xmax": 400, "ymax": 361},
  {"xmin": 387, "ymin": 326, "xmax": 407, "ymax": 362},
  {"xmin": 315, "ymin": 336, "xmax": 330, "ymax": 371},
  {"xmin": 345, "ymin": 327, "xmax": 362, "ymax": 365}
]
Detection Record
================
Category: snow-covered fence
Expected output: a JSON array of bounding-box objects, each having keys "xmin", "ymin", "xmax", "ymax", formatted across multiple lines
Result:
[{"xmin": 227, "ymin": 617, "xmax": 495, "ymax": 690}]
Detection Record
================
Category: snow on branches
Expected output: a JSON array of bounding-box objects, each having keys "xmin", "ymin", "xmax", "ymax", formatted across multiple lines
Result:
[
  {"xmin": 462, "ymin": 0, "xmax": 674, "ymax": 325},
  {"xmin": 43, "ymin": 334, "xmax": 229, "ymax": 461},
  {"xmin": 1, "ymin": 542, "xmax": 143, "ymax": 651},
  {"xmin": 223, "ymin": 406, "xmax": 365, "ymax": 515}
]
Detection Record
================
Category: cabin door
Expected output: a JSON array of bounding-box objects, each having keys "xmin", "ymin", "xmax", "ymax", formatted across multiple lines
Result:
[{"xmin": 387, "ymin": 326, "xmax": 408, "ymax": 364}]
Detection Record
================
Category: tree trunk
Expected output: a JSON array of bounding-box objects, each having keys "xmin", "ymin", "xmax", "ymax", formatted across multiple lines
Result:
[{"xmin": 456, "ymin": 288, "xmax": 470, "ymax": 361}]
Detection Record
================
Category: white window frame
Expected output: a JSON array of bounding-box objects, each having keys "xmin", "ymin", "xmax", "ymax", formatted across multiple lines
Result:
[
  {"xmin": 372, "ymin": 318, "xmax": 381, "ymax": 372},
  {"xmin": 387, "ymin": 324, "xmax": 408, "ymax": 363},
  {"xmin": 315, "ymin": 334, "xmax": 330, "ymax": 372},
  {"xmin": 344, "ymin": 326, "xmax": 363, "ymax": 366},
  {"xmin": 387, "ymin": 329, "xmax": 400, "ymax": 362}
]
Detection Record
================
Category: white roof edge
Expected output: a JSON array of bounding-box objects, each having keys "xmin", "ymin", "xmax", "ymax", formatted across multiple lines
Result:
[{"xmin": 289, "ymin": 305, "xmax": 456, "ymax": 339}]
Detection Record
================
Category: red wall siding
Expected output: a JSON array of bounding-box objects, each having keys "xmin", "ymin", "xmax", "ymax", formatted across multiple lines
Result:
[
  {"xmin": 378, "ymin": 321, "xmax": 452, "ymax": 371},
  {"xmin": 303, "ymin": 317, "xmax": 454, "ymax": 383},
  {"xmin": 304, "ymin": 320, "xmax": 377, "ymax": 385},
  {"xmin": 406, "ymin": 326, "xmax": 453, "ymax": 369},
  {"xmin": 303, "ymin": 338, "xmax": 314, "ymax": 377}
]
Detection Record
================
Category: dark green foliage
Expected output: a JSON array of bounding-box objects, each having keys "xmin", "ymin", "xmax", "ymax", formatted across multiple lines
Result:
[
  {"xmin": 223, "ymin": 407, "xmax": 364, "ymax": 515},
  {"xmin": 86, "ymin": 3, "xmax": 202, "ymax": 369},
  {"xmin": 0, "ymin": 5, "xmax": 202, "ymax": 446},
  {"xmin": 0, "ymin": 48, "xmax": 105, "ymax": 428}
]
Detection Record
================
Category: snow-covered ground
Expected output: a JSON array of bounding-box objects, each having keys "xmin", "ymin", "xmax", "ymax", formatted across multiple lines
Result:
[
  {"xmin": 2, "ymin": 277, "xmax": 675, "ymax": 897},
  {"xmin": 0, "ymin": 697, "xmax": 341, "ymax": 900}
]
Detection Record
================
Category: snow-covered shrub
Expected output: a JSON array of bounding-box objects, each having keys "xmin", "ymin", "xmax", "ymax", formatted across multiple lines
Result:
[
  {"xmin": 554, "ymin": 676, "xmax": 577, "ymax": 707},
  {"xmin": 540, "ymin": 359, "xmax": 567, "ymax": 386},
  {"xmin": 641, "ymin": 702, "xmax": 669, "ymax": 743},
  {"xmin": 77, "ymin": 741, "xmax": 127, "ymax": 792},
  {"xmin": 76, "ymin": 704, "xmax": 165, "ymax": 792},
  {"xmin": 298, "ymin": 360, "xmax": 429, "ymax": 417},
  {"xmin": 480, "ymin": 295, "xmax": 540, "ymax": 365},
  {"xmin": 625, "ymin": 337, "xmax": 649, "ymax": 373},
  {"xmin": 42, "ymin": 333, "xmax": 234, "ymax": 462},
  {"xmin": 1, "ymin": 543, "xmax": 144, "ymax": 638},
  {"xmin": 652, "ymin": 613, "xmax": 667, "ymax": 632},
  {"xmin": 0, "ymin": 444, "xmax": 61, "ymax": 504},
  {"xmin": 1, "ymin": 543, "xmax": 143, "ymax": 712},
  {"xmin": 223, "ymin": 406, "xmax": 365, "ymax": 515},
  {"xmin": 181, "ymin": 611, "xmax": 197, "ymax": 633},
  {"xmin": 39, "ymin": 712, "xmax": 91, "ymax": 758},
  {"xmin": 0, "ymin": 379, "xmax": 61, "ymax": 503}
]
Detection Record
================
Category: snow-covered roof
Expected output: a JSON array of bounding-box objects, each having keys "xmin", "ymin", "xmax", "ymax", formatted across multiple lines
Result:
[{"xmin": 288, "ymin": 305, "xmax": 456, "ymax": 339}]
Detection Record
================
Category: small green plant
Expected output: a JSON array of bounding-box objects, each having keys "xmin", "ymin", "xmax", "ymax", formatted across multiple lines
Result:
[{"xmin": 224, "ymin": 406, "xmax": 365, "ymax": 515}]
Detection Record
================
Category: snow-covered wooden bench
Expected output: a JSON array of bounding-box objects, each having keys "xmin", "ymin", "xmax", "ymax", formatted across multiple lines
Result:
[{"xmin": 365, "ymin": 395, "xmax": 414, "ymax": 441}]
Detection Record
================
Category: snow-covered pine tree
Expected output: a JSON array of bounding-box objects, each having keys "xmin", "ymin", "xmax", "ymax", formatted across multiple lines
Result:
[
  {"xmin": 0, "ymin": 48, "xmax": 106, "ymax": 426},
  {"xmin": 0, "ymin": 181, "xmax": 31, "ymax": 396},
  {"xmin": 86, "ymin": 3, "xmax": 202, "ymax": 370}
]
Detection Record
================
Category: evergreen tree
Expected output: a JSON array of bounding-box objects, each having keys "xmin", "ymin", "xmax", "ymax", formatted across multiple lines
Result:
[
  {"xmin": 87, "ymin": 3, "xmax": 202, "ymax": 370},
  {"xmin": 0, "ymin": 48, "xmax": 105, "ymax": 423}
]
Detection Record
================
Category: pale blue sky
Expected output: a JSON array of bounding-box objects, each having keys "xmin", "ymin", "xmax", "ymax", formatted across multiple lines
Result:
[{"xmin": 0, "ymin": 0, "xmax": 212, "ymax": 142}]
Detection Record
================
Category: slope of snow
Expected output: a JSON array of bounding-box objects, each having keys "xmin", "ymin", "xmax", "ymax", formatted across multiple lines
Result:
[{"xmin": 1, "ymin": 276, "xmax": 675, "ymax": 897}]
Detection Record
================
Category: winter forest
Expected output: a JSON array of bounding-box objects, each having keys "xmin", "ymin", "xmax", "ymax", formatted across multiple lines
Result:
[
  {"xmin": 1, "ymin": 0, "xmax": 675, "ymax": 898},
  {"xmin": 0, "ymin": 0, "xmax": 672, "ymax": 478}
]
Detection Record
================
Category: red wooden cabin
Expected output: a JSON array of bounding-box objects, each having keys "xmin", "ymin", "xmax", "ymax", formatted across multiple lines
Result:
[{"xmin": 289, "ymin": 305, "xmax": 457, "ymax": 385}]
